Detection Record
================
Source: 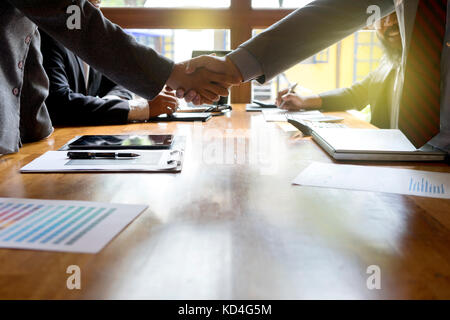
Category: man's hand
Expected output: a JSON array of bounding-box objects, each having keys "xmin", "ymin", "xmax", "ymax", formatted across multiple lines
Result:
[
  {"xmin": 185, "ymin": 55, "xmax": 243, "ymax": 83},
  {"xmin": 148, "ymin": 90, "xmax": 179, "ymax": 118},
  {"xmin": 166, "ymin": 62, "xmax": 235, "ymax": 105},
  {"xmin": 276, "ymin": 89, "xmax": 322, "ymax": 111},
  {"xmin": 170, "ymin": 55, "xmax": 243, "ymax": 105}
]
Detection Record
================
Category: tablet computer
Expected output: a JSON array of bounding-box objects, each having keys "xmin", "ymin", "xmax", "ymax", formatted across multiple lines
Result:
[{"xmin": 68, "ymin": 135, "xmax": 174, "ymax": 150}]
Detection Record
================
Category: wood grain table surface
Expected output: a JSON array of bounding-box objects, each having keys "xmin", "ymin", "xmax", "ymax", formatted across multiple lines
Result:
[{"xmin": 0, "ymin": 104, "xmax": 449, "ymax": 299}]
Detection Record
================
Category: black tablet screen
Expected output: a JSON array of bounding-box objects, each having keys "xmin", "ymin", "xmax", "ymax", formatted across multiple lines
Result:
[{"xmin": 68, "ymin": 135, "xmax": 173, "ymax": 149}]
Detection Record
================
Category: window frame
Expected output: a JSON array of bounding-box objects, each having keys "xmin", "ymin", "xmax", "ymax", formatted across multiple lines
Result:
[{"xmin": 101, "ymin": 0, "xmax": 295, "ymax": 103}]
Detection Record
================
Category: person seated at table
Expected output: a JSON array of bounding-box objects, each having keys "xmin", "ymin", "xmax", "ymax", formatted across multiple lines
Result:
[
  {"xmin": 276, "ymin": 12, "xmax": 402, "ymax": 129},
  {"xmin": 39, "ymin": 0, "xmax": 178, "ymax": 126}
]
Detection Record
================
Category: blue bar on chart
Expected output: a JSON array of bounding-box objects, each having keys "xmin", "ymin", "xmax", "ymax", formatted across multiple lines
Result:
[{"xmin": 409, "ymin": 177, "xmax": 445, "ymax": 195}]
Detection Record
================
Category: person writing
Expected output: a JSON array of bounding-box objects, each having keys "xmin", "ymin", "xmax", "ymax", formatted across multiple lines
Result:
[{"xmin": 275, "ymin": 13, "xmax": 402, "ymax": 129}]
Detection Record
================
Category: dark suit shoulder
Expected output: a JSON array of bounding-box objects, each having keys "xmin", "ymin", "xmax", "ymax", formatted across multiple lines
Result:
[{"xmin": 40, "ymin": 30, "xmax": 67, "ymax": 54}]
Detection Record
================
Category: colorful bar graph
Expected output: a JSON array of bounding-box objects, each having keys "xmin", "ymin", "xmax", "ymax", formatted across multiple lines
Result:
[
  {"xmin": 65, "ymin": 209, "xmax": 115, "ymax": 246},
  {"xmin": 15, "ymin": 206, "xmax": 77, "ymax": 243},
  {"xmin": 0, "ymin": 198, "xmax": 146, "ymax": 253},
  {"xmin": 0, "ymin": 205, "xmax": 58, "ymax": 240},
  {"xmin": 0, "ymin": 203, "xmax": 26, "ymax": 219},
  {"xmin": 40, "ymin": 207, "xmax": 97, "ymax": 244},
  {"xmin": 52, "ymin": 207, "xmax": 105, "ymax": 245}
]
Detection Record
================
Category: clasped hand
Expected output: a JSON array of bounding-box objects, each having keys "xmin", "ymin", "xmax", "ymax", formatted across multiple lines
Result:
[{"xmin": 166, "ymin": 55, "xmax": 243, "ymax": 105}]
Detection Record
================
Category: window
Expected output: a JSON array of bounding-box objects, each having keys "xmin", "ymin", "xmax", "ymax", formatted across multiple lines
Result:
[
  {"xmin": 252, "ymin": 0, "xmax": 313, "ymax": 8},
  {"xmin": 126, "ymin": 29, "xmax": 230, "ymax": 62},
  {"xmin": 301, "ymin": 49, "xmax": 330, "ymax": 64},
  {"xmin": 102, "ymin": 0, "xmax": 146, "ymax": 6},
  {"xmin": 251, "ymin": 29, "xmax": 383, "ymax": 103},
  {"xmin": 353, "ymin": 31, "xmax": 383, "ymax": 82},
  {"xmin": 102, "ymin": 0, "xmax": 230, "ymax": 8}
]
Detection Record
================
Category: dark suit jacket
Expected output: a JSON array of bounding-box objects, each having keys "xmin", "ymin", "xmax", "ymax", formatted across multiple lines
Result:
[
  {"xmin": 319, "ymin": 57, "xmax": 398, "ymax": 129},
  {"xmin": 0, "ymin": 0, "xmax": 173, "ymax": 155},
  {"xmin": 40, "ymin": 31, "xmax": 133, "ymax": 126}
]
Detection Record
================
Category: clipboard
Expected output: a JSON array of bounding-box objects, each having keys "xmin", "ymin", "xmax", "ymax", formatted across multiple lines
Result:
[{"xmin": 20, "ymin": 149, "xmax": 185, "ymax": 173}]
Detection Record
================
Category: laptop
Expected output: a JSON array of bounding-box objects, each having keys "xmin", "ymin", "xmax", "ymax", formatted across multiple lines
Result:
[{"xmin": 311, "ymin": 128, "xmax": 447, "ymax": 161}]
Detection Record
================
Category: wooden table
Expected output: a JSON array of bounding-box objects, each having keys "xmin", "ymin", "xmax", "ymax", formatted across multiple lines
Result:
[{"xmin": 0, "ymin": 104, "xmax": 449, "ymax": 299}]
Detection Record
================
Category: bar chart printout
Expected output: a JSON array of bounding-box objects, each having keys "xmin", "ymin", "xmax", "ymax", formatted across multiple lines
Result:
[
  {"xmin": 293, "ymin": 163, "xmax": 450, "ymax": 199},
  {"xmin": 0, "ymin": 198, "xmax": 147, "ymax": 253},
  {"xmin": 409, "ymin": 178, "xmax": 445, "ymax": 195}
]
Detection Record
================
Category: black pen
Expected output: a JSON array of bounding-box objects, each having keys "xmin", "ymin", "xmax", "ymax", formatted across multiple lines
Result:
[{"xmin": 67, "ymin": 152, "xmax": 140, "ymax": 159}]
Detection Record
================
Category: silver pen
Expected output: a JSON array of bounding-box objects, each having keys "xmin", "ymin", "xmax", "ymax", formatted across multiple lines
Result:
[{"xmin": 279, "ymin": 82, "xmax": 298, "ymax": 109}]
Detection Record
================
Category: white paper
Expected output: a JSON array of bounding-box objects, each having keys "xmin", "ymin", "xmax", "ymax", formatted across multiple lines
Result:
[
  {"xmin": 262, "ymin": 110, "xmax": 322, "ymax": 122},
  {"xmin": 20, "ymin": 149, "xmax": 183, "ymax": 173},
  {"xmin": 0, "ymin": 198, "xmax": 147, "ymax": 253},
  {"xmin": 293, "ymin": 162, "xmax": 450, "ymax": 199}
]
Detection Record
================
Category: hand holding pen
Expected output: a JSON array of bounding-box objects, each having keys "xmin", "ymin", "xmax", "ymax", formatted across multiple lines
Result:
[
  {"xmin": 276, "ymin": 83, "xmax": 323, "ymax": 111},
  {"xmin": 278, "ymin": 83, "xmax": 298, "ymax": 110}
]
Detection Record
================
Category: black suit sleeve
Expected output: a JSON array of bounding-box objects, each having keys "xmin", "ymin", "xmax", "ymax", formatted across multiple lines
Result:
[
  {"xmin": 9, "ymin": 0, "xmax": 173, "ymax": 100},
  {"xmin": 319, "ymin": 72, "xmax": 373, "ymax": 112},
  {"xmin": 98, "ymin": 75, "xmax": 134, "ymax": 100},
  {"xmin": 41, "ymin": 33, "xmax": 131, "ymax": 126}
]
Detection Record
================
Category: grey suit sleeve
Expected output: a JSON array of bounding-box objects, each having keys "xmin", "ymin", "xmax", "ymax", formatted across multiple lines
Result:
[
  {"xmin": 8, "ymin": 0, "xmax": 173, "ymax": 100},
  {"xmin": 319, "ymin": 73, "xmax": 373, "ymax": 112},
  {"xmin": 228, "ymin": 0, "xmax": 395, "ymax": 83}
]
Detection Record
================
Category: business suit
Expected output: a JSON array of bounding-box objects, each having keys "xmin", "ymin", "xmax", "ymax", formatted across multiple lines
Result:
[
  {"xmin": 319, "ymin": 56, "xmax": 398, "ymax": 129},
  {"xmin": 40, "ymin": 31, "xmax": 133, "ymax": 126},
  {"xmin": 0, "ymin": 0, "xmax": 173, "ymax": 155},
  {"xmin": 228, "ymin": 0, "xmax": 450, "ymax": 152}
]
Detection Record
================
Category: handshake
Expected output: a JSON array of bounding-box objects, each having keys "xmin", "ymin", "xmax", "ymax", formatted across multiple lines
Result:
[{"xmin": 165, "ymin": 55, "xmax": 243, "ymax": 105}]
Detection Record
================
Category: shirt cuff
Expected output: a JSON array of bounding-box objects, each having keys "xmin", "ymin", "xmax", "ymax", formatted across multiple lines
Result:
[
  {"xmin": 103, "ymin": 95, "xmax": 124, "ymax": 101},
  {"xmin": 127, "ymin": 99, "xmax": 150, "ymax": 122},
  {"xmin": 227, "ymin": 48, "xmax": 264, "ymax": 82}
]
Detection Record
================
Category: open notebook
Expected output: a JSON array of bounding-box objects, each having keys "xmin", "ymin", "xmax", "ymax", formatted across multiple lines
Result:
[{"xmin": 311, "ymin": 128, "xmax": 446, "ymax": 161}]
